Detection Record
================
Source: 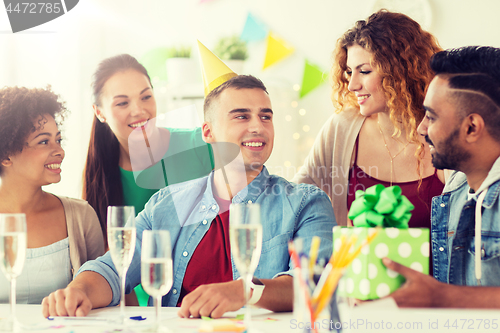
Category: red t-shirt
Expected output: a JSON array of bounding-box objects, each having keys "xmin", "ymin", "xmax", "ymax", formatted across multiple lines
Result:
[{"xmin": 177, "ymin": 195, "xmax": 233, "ymax": 306}]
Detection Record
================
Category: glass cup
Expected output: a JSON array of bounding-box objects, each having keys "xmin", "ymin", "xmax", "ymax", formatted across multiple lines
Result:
[
  {"xmin": 0, "ymin": 213, "xmax": 27, "ymax": 332},
  {"xmin": 229, "ymin": 203, "xmax": 263, "ymax": 327},
  {"xmin": 141, "ymin": 230, "xmax": 173, "ymax": 333},
  {"xmin": 107, "ymin": 206, "xmax": 136, "ymax": 325}
]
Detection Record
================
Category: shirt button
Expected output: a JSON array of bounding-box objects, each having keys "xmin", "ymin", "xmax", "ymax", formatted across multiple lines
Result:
[
  {"xmin": 202, "ymin": 220, "xmax": 208, "ymax": 225},
  {"xmin": 212, "ymin": 205, "xmax": 217, "ymax": 210},
  {"xmin": 201, "ymin": 205, "xmax": 206, "ymax": 210},
  {"xmin": 248, "ymin": 200, "xmax": 253, "ymax": 204},
  {"xmin": 183, "ymin": 251, "xmax": 188, "ymax": 257},
  {"xmin": 481, "ymin": 248, "xmax": 486, "ymax": 258},
  {"xmin": 440, "ymin": 203, "xmax": 446, "ymax": 207},
  {"xmin": 172, "ymin": 289, "xmax": 177, "ymax": 294},
  {"xmin": 439, "ymin": 247, "xmax": 445, "ymax": 252}
]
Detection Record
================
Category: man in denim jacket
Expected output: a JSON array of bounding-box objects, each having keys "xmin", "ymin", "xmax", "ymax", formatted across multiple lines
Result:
[
  {"xmin": 42, "ymin": 75, "xmax": 335, "ymax": 317},
  {"xmin": 383, "ymin": 46, "xmax": 500, "ymax": 307}
]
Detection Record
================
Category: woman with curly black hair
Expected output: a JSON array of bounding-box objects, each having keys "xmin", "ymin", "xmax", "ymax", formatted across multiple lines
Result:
[{"xmin": 0, "ymin": 86, "xmax": 104, "ymax": 304}]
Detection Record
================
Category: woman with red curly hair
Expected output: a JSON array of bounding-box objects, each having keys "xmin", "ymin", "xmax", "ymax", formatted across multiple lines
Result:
[
  {"xmin": 294, "ymin": 10, "xmax": 445, "ymax": 229},
  {"xmin": 0, "ymin": 86, "xmax": 104, "ymax": 304}
]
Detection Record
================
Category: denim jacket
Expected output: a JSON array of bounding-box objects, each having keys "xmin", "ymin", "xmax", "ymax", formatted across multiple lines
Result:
[
  {"xmin": 79, "ymin": 166, "xmax": 335, "ymax": 306},
  {"xmin": 432, "ymin": 156, "xmax": 500, "ymax": 286}
]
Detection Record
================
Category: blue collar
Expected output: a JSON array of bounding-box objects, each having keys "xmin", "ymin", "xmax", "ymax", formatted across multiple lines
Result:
[{"xmin": 196, "ymin": 166, "xmax": 272, "ymax": 214}]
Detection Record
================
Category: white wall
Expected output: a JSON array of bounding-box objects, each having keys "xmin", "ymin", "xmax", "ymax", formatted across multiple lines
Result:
[{"xmin": 1, "ymin": 0, "xmax": 499, "ymax": 198}]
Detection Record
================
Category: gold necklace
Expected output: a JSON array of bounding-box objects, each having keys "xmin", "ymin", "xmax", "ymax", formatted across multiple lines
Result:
[{"xmin": 377, "ymin": 121, "xmax": 410, "ymax": 186}]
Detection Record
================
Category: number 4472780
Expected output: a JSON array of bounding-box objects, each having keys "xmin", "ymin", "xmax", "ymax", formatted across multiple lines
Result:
[{"xmin": 6, "ymin": 2, "xmax": 62, "ymax": 14}]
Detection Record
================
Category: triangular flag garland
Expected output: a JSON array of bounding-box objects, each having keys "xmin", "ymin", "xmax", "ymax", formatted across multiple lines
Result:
[
  {"xmin": 197, "ymin": 40, "xmax": 237, "ymax": 96},
  {"xmin": 240, "ymin": 13, "xmax": 268, "ymax": 42},
  {"xmin": 262, "ymin": 32, "xmax": 295, "ymax": 70},
  {"xmin": 300, "ymin": 59, "xmax": 327, "ymax": 98},
  {"xmin": 139, "ymin": 48, "xmax": 170, "ymax": 82}
]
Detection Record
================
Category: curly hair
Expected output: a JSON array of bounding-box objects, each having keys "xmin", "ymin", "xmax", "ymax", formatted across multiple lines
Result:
[
  {"xmin": 0, "ymin": 86, "xmax": 67, "ymax": 165},
  {"xmin": 331, "ymin": 10, "xmax": 442, "ymax": 160}
]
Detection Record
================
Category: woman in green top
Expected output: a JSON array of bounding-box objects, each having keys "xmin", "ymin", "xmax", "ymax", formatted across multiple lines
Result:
[{"xmin": 83, "ymin": 54, "xmax": 213, "ymax": 305}]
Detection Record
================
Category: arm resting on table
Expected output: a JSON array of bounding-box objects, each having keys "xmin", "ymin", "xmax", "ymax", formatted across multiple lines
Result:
[
  {"xmin": 42, "ymin": 271, "xmax": 113, "ymax": 317},
  {"xmin": 385, "ymin": 257, "xmax": 500, "ymax": 308},
  {"xmin": 178, "ymin": 275, "xmax": 294, "ymax": 319},
  {"xmin": 254, "ymin": 275, "xmax": 293, "ymax": 312}
]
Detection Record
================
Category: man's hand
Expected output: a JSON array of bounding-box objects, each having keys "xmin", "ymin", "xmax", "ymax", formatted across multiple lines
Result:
[
  {"xmin": 177, "ymin": 279, "xmax": 245, "ymax": 319},
  {"xmin": 42, "ymin": 286, "xmax": 92, "ymax": 317},
  {"xmin": 382, "ymin": 257, "xmax": 444, "ymax": 307}
]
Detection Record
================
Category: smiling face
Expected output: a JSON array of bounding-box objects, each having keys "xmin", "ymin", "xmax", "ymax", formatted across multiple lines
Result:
[
  {"xmin": 2, "ymin": 114, "xmax": 64, "ymax": 186},
  {"xmin": 93, "ymin": 69, "xmax": 156, "ymax": 145},
  {"xmin": 346, "ymin": 44, "xmax": 387, "ymax": 116},
  {"xmin": 418, "ymin": 76, "xmax": 470, "ymax": 170},
  {"xmin": 203, "ymin": 87, "xmax": 274, "ymax": 174}
]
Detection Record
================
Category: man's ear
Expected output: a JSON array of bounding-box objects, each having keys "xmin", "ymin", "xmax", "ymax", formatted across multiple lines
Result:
[
  {"xmin": 93, "ymin": 105, "xmax": 106, "ymax": 123},
  {"xmin": 202, "ymin": 121, "xmax": 215, "ymax": 143},
  {"xmin": 463, "ymin": 113, "xmax": 485, "ymax": 143},
  {"xmin": 1, "ymin": 158, "xmax": 12, "ymax": 168}
]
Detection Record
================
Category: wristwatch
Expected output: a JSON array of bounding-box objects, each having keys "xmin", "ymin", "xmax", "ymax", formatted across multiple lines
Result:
[
  {"xmin": 248, "ymin": 277, "xmax": 265, "ymax": 305},
  {"xmin": 238, "ymin": 277, "xmax": 265, "ymax": 305}
]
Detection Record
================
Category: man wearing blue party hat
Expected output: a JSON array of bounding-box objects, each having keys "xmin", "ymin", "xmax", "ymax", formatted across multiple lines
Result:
[{"xmin": 42, "ymin": 42, "xmax": 336, "ymax": 318}]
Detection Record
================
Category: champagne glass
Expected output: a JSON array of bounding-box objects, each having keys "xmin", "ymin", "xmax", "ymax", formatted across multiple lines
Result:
[
  {"xmin": 141, "ymin": 230, "xmax": 173, "ymax": 332},
  {"xmin": 229, "ymin": 203, "xmax": 263, "ymax": 326},
  {"xmin": 107, "ymin": 206, "xmax": 136, "ymax": 325},
  {"xmin": 0, "ymin": 213, "xmax": 27, "ymax": 332}
]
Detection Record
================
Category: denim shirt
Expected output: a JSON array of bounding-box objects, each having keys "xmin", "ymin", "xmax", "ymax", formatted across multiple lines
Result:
[
  {"xmin": 432, "ymin": 157, "xmax": 500, "ymax": 286},
  {"xmin": 78, "ymin": 166, "xmax": 335, "ymax": 306}
]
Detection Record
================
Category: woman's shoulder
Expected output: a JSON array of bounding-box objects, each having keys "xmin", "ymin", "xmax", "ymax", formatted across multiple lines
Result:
[
  {"xmin": 330, "ymin": 107, "xmax": 364, "ymax": 123},
  {"xmin": 166, "ymin": 127, "xmax": 207, "ymax": 148},
  {"xmin": 165, "ymin": 127, "xmax": 202, "ymax": 136},
  {"xmin": 57, "ymin": 195, "xmax": 89, "ymax": 206},
  {"xmin": 56, "ymin": 195, "xmax": 95, "ymax": 216},
  {"xmin": 317, "ymin": 107, "xmax": 364, "ymax": 138}
]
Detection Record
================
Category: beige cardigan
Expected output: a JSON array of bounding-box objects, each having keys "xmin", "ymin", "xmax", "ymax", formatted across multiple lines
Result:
[
  {"xmin": 293, "ymin": 109, "xmax": 365, "ymax": 226},
  {"xmin": 59, "ymin": 196, "xmax": 105, "ymax": 277}
]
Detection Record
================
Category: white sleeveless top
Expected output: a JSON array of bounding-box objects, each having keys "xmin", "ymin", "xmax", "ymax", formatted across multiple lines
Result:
[{"xmin": 0, "ymin": 237, "xmax": 72, "ymax": 304}]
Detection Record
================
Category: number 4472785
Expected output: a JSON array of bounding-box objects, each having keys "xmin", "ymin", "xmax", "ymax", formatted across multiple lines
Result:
[{"xmin": 6, "ymin": 2, "xmax": 62, "ymax": 14}]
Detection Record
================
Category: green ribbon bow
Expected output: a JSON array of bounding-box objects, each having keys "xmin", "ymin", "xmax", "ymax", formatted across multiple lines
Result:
[{"xmin": 348, "ymin": 184, "xmax": 414, "ymax": 228}]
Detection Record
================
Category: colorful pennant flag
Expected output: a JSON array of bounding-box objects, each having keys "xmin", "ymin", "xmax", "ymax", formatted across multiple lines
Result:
[
  {"xmin": 300, "ymin": 59, "xmax": 327, "ymax": 98},
  {"xmin": 139, "ymin": 48, "xmax": 170, "ymax": 81},
  {"xmin": 240, "ymin": 13, "xmax": 268, "ymax": 42},
  {"xmin": 262, "ymin": 32, "xmax": 295, "ymax": 70}
]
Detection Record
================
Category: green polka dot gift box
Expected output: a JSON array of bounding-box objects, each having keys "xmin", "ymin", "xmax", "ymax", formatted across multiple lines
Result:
[
  {"xmin": 334, "ymin": 226, "xmax": 430, "ymax": 300},
  {"xmin": 336, "ymin": 184, "xmax": 429, "ymax": 300}
]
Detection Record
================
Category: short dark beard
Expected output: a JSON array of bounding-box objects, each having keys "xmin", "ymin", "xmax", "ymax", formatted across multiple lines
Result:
[{"xmin": 430, "ymin": 128, "xmax": 470, "ymax": 170}]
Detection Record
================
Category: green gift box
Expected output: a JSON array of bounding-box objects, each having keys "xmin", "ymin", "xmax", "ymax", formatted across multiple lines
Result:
[
  {"xmin": 336, "ymin": 184, "xmax": 429, "ymax": 300},
  {"xmin": 334, "ymin": 226, "xmax": 430, "ymax": 300}
]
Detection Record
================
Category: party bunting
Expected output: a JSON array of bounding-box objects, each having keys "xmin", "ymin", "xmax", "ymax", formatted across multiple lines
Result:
[
  {"xmin": 299, "ymin": 59, "xmax": 327, "ymax": 98},
  {"xmin": 139, "ymin": 48, "xmax": 170, "ymax": 81},
  {"xmin": 262, "ymin": 32, "xmax": 295, "ymax": 70},
  {"xmin": 240, "ymin": 13, "xmax": 268, "ymax": 42}
]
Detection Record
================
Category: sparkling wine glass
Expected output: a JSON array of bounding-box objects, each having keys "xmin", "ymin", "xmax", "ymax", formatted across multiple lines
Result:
[
  {"xmin": 107, "ymin": 206, "xmax": 136, "ymax": 325},
  {"xmin": 141, "ymin": 230, "xmax": 173, "ymax": 332},
  {"xmin": 0, "ymin": 213, "xmax": 27, "ymax": 332},
  {"xmin": 229, "ymin": 203, "xmax": 263, "ymax": 326}
]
